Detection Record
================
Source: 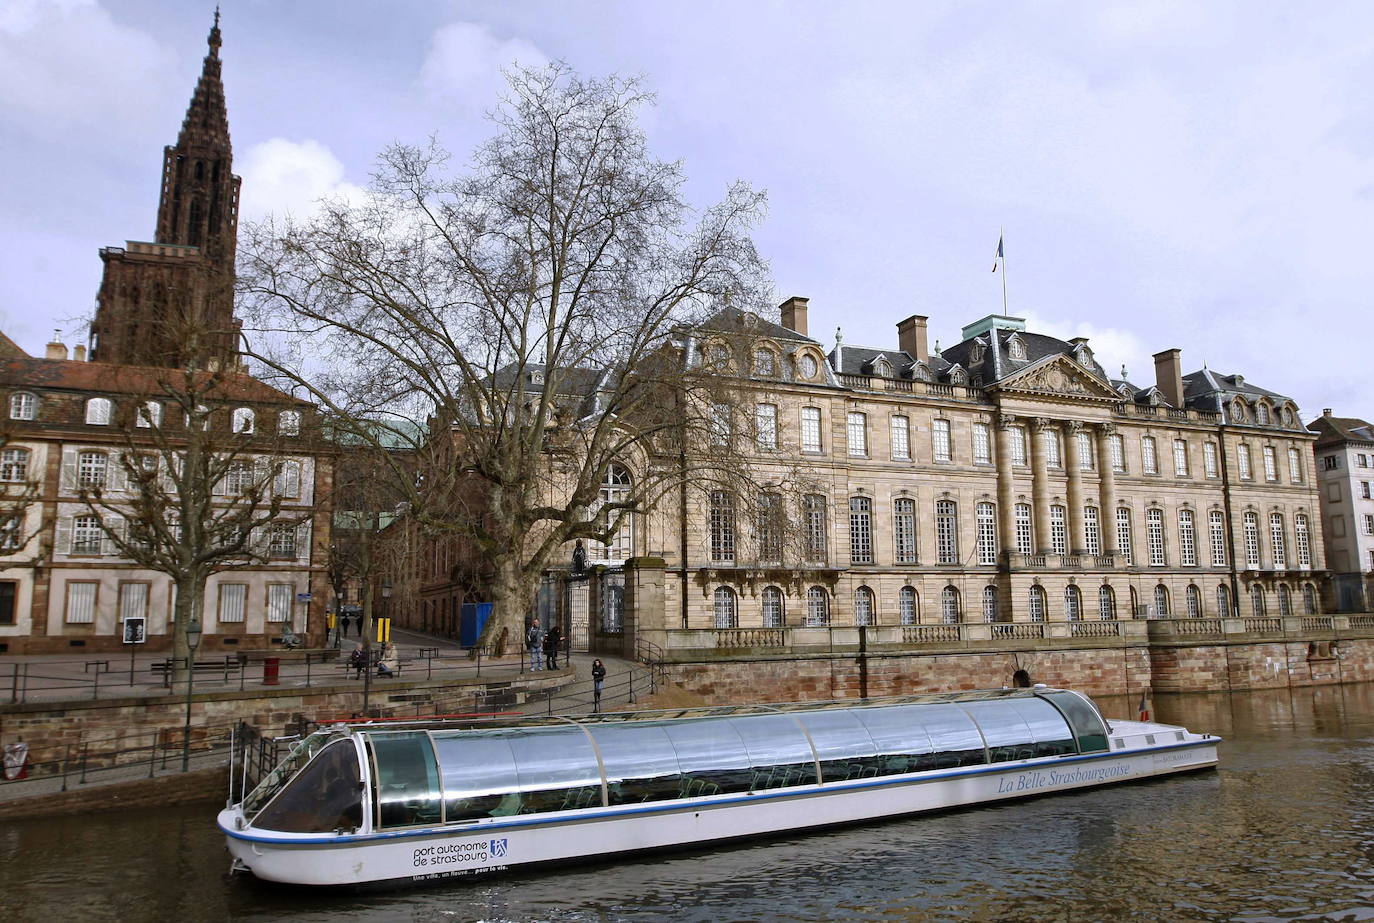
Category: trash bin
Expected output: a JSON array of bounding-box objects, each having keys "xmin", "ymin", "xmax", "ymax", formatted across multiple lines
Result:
[{"xmin": 262, "ymin": 656, "xmax": 280, "ymax": 686}]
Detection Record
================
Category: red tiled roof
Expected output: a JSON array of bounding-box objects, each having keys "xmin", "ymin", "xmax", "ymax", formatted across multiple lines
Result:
[{"xmin": 0, "ymin": 356, "xmax": 310, "ymax": 406}]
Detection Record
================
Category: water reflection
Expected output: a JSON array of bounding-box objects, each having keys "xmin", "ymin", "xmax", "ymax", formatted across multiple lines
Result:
[{"xmin": 4, "ymin": 686, "xmax": 1374, "ymax": 921}]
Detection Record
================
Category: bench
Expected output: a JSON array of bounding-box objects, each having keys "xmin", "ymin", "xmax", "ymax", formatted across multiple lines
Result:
[
  {"xmin": 339, "ymin": 655, "xmax": 405, "ymax": 678},
  {"xmin": 151, "ymin": 657, "xmax": 243, "ymax": 681}
]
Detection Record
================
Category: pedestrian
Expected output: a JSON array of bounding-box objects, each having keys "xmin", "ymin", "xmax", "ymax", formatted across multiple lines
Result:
[
  {"xmin": 376, "ymin": 642, "xmax": 399, "ymax": 678},
  {"xmin": 526, "ymin": 620, "xmax": 544, "ymax": 671},
  {"xmin": 348, "ymin": 642, "xmax": 367, "ymax": 679},
  {"xmin": 544, "ymin": 624, "xmax": 561, "ymax": 671},
  {"xmin": 591, "ymin": 658, "xmax": 606, "ymax": 712}
]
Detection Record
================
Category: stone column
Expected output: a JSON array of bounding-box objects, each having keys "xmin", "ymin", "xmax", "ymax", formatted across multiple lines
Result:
[
  {"xmin": 1065, "ymin": 421, "xmax": 1086, "ymax": 554},
  {"xmin": 995, "ymin": 413, "xmax": 1018, "ymax": 559},
  {"xmin": 1030, "ymin": 418, "xmax": 1054, "ymax": 553},
  {"xmin": 1095, "ymin": 422, "xmax": 1118, "ymax": 555}
]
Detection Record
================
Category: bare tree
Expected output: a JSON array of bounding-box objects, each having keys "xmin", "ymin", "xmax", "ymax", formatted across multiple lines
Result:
[
  {"xmin": 240, "ymin": 65, "xmax": 769, "ymax": 650},
  {"xmin": 74, "ymin": 352, "xmax": 311, "ymax": 686}
]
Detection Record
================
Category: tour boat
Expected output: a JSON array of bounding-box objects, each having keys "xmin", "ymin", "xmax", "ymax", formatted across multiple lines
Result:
[{"xmin": 218, "ymin": 686, "xmax": 1219, "ymax": 887}]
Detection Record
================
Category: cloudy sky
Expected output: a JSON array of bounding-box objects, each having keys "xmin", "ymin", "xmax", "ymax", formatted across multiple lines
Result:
[{"xmin": 2, "ymin": 0, "xmax": 1372, "ymax": 418}]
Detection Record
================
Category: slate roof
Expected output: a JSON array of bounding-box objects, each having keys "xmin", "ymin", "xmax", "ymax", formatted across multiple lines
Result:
[
  {"xmin": 1307, "ymin": 415, "xmax": 1374, "ymax": 447},
  {"xmin": 826, "ymin": 345, "xmax": 951, "ymax": 379},
  {"xmin": 0, "ymin": 355, "xmax": 308, "ymax": 405},
  {"xmin": 696, "ymin": 305, "xmax": 818, "ymax": 344}
]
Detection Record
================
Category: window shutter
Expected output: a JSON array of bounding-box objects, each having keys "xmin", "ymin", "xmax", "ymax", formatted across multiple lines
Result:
[
  {"xmin": 60, "ymin": 447, "xmax": 79, "ymax": 492},
  {"xmin": 296, "ymin": 519, "xmax": 312, "ymax": 562},
  {"xmin": 102, "ymin": 515, "xmax": 125, "ymax": 556},
  {"xmin": 54, "ymin": 516, "xmax": 72, "ymax": 555},
  {"xmin": 297, "ymin": 458, "xmax": 313, "ymax": 505},
  {"xmin": 108, "ymin": 454, "xmax": 129, "ymax": 492}
]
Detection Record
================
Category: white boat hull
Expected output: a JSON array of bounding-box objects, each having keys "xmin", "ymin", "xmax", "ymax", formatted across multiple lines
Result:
[{"xmin": 220, "ymin": 736, "xmax": 1217, "ymax": 887}]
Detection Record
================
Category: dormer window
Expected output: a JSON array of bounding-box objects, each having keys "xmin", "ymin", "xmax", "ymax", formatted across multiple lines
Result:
[
  {"xmin": 970, "ymin": 343, "xmax": 985, "ymax": 364},
  {"xmin": 912, "ymin": 362, "xmax": 931, "ymax": 382},
  {"xmin": 529, "ymin": 369, "xmax": 545, "ymax": 385},
  {"xmin": 231, "ymin": 407, "xmax": 255, "ymax": 434},
  {"xmin": 136, "ymin": 401, "xmax": 162, "ymax": 428},
  {"xmin": 85, "ymin": 397, "xmax": 112, "ymax": 425},
  {"xmin": 1255, "ymin": 404, "xmax": 1271, "ymax": 425},
  {"xmin": 797, "ymin": 353, "xmax": 819, "ymax": 380},
  {"xmin": 1007, "ymin": 336, "xmax": 1027, "ymax": 360},
  {"xmin": 949, "ymin": 368, "xmax": 967, "ymax": 385},
  {"xmin": 1230, "ymin": 399, "xmax": 1246, "ymax": 423},
  {"xmin": 871, "ymin": 357, "xmax": 891, "ymax": 378},
  {"xmin": 8, "ymin": 392, "xmax": 35, "ymax": 421},
  {"xmin": 1075, "ymin": 345, "xmax": 1093, "ymax": 367},
  {"xmin": 754, "ymin": 348, "xmax": 776, "ymax": 377},
  {"xmin": 1117, "ymin": 383, "xmax": 1133, "ymax": 397},
  {"xmin": 278, "ymin": 410, "xmax": 301, "ymax": 436},
  {"xmin": 706, "ymin": 343, "xmax": 730, "ymax": 371},
  {"xmin": 1281, "ymin": 406, "xmax": 1295, "ymax": 426}
]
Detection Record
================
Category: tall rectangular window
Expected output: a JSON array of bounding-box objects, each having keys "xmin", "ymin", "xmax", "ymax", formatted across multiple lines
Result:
[
  {"xmin": 1204, "ymin": 442, "xmax": 1219, "ymax": 478},
  {"xmin": 890, "ymin": 416, "xmax": 911, "ymax": 460},
  {"xmin": 1243, "ymin": 512, "xmax": 1260, "ymax": 567},
  {"xmin": 893, "ymin": 498, "xmax": 916, "ymax": 564},
  {"xmin": 847, "ymin": 412, "xmax": 868, "ymax": 457},
  {"xmin": 1146, "ymin": 508, "xmax": 1166, "ymax": 566},
  {"xmin": 1110, "ymin": 434, "xmax": 1125, "ymax": 473},
  {"xmin": 1210, "ymin": 510, "xmax": 1227, "ymax": 566},
  {"xmin": 78, "ymin": 451, "xmax": 107, "ymax": 489},
  {"xmin": 803, "ymin": 494, "xmax": 826, "ymax": 563},
  {"xmin": 1043, "ymin": 429, "xmax": 1062, "ymax": 468},
  {"xmin": 935, "ymin": 499, "xmax": 958, "ymax": 564},
  {"xmin": 1011, "ymin": 426, "xmax": 1028, "ymax": 466},
  {"xmin": 1174, "ymin": 439, "xmax": 1189, "ymax": 476},
  {"xmin": 118, "ymin": 582, "xmax": 148, "ymax": 624},
  {"xmin": 1014, "ymin": 503, "xmax": 1033, "ymax": 554},
  {"xmin": 268, "ymin": 522, "xmax": 298, "ymax": 559},
  {"xmin": 1270, "ymin": 513, "xmax": 1287, "ymax": 567},
  {"xmin": 65, "ymin": 582, "xmax": 96, "ymax": 624},
  {"xmin": 800, "ymin": 407, "xmax": 822, "ymax": 452},
  {"xmin": 1238, "ymin": 444, "xmax": 1252, "ymax": 479},
  {"xmin": 849, "ymin": 496, "xmax": 873, "ymax": 564},
  {"xmin": 1049, "ymin": 505, "xmax": 1067, "ymax": 555},
  {"xmin": 1083, "ymin": 506, "xmax": 1101, "ymax": 555},
  {"xmin": 0, "ymin": 581, "xmax": 14, "ymax": 625},
  {"xmin": 976, "ymin": 502, "xmax": 997, "ymax": 565},
  {"xmin": 1287, "ymin": 447, "xmax": 1302, "ymax": 483},
  {"xmin": 709, "ymin": 402, "xmax": 731, "ymax": 447},
  {"xmin": 72, "ymin": 515, "xmax": 104, "ymax": 555},
  {"xmin": 1263, "ymin": 446, "xmax": 1278, "ymax": 482},
  {"xmin": 755, "ymin": 403, "xmax": 777, "ymax": 451},
  {"xmin": 973, "ymin": 423, "xmax": 991, "ymax": 465},
  {"xmin": 933, "ymin": 419, "xmax": 952, "ymax": 463},
  {"xmin": 757, "ymin": 493, "xmax": 783, "ymax": 563},
  {"xmin": 1077, "ymin": 431, "xmax": 1094, "ymax": 470},
  {"xmin": 1178, "ymin": 510, "xmax": 1197, "ymax": 566},
  {"xmin": 709, "ymin": 491, "xmax": 736, "ymax": 562},
  {"xmin": 1141, "ymin": 437, "xmax": 1158, "ymax": 474},
  {"xmin": 1295, "ymin": 514, "xmax": 1311, "ymax": 566},
  {"xmin": 1117, "ymin": 508, "xmax": 1134, "ymax": 566},
  {"xmin": 268, "ymin": 584, "xmax": 294, "ymax": 623},
  {"xmin": 218, "ymin": 583, "xmax": 246, "ymax": 623}
]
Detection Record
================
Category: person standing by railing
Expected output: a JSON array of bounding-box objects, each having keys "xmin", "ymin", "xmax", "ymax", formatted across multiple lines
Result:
[
  {"xmin": 544, "ymin": 624, "xmax": 561, "ymax": 671},
  {"xmin": 526, "ymin": 619, "xmax": 544, "ymax": 672},
  {"xmin": 591, "ymin": 659, "xmax": 606, "ymax": 712}
]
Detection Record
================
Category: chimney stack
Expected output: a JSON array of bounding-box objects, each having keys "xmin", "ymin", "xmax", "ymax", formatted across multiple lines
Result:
[
  {"xmin": 1152, "ymin": 348, "xmax": 1185, "ymax": 408},
  {"xmin": 779, "ymin": 296, "xmax": 809, "ymax": 336},
  {"xmin": 45, "ymin": 338, "xmax": 67, "ymax": 361},
  {"xmin": 1324, "ymin": 408, "xmax": 1333, "ymax": 417},
  {"xmin": 897, "ymin": 315, "xmax": 930, "ymax": 363},
  {"xmin": 73, "ymin": 345, "xmax": 86, "ymax": 362}
]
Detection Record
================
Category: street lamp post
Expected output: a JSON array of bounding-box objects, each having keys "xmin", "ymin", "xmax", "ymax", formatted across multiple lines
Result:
[{"xmin": 181, "ymin": 616, "xmax": 203, "ymax": 772}]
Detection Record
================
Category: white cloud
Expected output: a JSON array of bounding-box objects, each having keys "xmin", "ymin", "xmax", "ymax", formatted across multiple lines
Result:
[
  {"xmin": 0, "ymin": 0, "xmax": 177, "ymax": 143},
  {"xmin": 417, "ymin": 21, "xmax": 548, "ymax": 110},
  {"xmin": 236, "ymin": 138, "xmax": 365, "ymax": 222}
]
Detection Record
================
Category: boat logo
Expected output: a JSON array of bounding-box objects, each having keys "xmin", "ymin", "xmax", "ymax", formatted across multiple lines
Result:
[{"xmin": 490, "ymin": 838, "xmax": 508, "ymax": 858}]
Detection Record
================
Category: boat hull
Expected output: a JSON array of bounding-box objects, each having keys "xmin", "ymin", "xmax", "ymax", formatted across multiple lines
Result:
[{"xmin": 221, "ymin": 738, "xmax": 1217, "ymax": 887}]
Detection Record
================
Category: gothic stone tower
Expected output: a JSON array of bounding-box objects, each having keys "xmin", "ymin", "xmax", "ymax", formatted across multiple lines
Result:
[{"xmin": 90, "ymin": 12, "xmax": 241, "ymax": 368}]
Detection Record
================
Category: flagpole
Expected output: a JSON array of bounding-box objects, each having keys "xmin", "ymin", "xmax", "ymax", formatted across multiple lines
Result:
[{"xmin": 1000, "ymin": 226, "xmax": 1008, "ymax": 315}]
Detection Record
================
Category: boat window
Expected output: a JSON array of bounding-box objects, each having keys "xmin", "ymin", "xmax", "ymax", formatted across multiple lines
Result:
[
  {"xmin": 254, "ymin": 739, "xmax": 363, "ymax": 833},
  {"xmin": 432, "ymin": 731, "xmax": 520, "ymax": 822},
  {"xmin": 999, "ymin": 698, "xmax": 1077, "ymax": 757},
  {"xmin": 242, "ymin": 730, "xmax": 338, "ymax": 818},
  {"xmin": 660, "ymin": 717, "xmax": 754, "ymax": 796},
  {"xmin": 963, "ymin": 700, "xmax": 1038, "ymax": 762},
  {"xmin": 795, "ymin": 710, "xmax": 880, "ymax": 782},
  {"xmin": 369, "ymin": 732, "xmax": 443, "ymax": 828},
  {"xmin": 728, "ymin": 714, "xmax": 818, "ymax": 789},
  {"xmin": 858, "ymin": 703, "xmax": 985, "ymax": 769},
  {"xmin": 506, "ymin": 728, "xmax": 602, "ymax": 815},
  {"xmin": 1037, "ymin": 691, "xmax": 1110, "ymax": 753},
  {"xmin": 590, "ymin": 723, "xmax": 685, "ymax": 805}
]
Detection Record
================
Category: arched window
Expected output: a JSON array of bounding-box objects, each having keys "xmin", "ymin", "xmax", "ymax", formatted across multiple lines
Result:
[
  {"xmin": 273, "ymin": 460, "xmax": 302, "ymax": 499},
  {"xmin": 8, "ymin": 392, "xmax": 35, "ymax": 420},
  {"xmin": 1302, "ymin": 583, "xmax": 1317, "ymax": 614},
  {"xmin": 0, "ymin": 448, "xmax": 29, "ymax": 482},
  {"xmin": 1007, "ymin": 336, "xmax": 1026, "ymax": 360},
  {"xmin": 231, "ymin": 407, "xmax": 255, "ymax": 434},
  {"xmin": 278, "ymin": 410, "xmax": 301, "ymax": 435},
  {"xmin": 713, "ymin": 586, "xmax": 738, "ymax": 629},
  {"xmin": 1250, "ymin": 585, "xmax": 1266, "ymax": 617},
  {"xmin": 1129, "ymin": 586, "xmax": 1139, "ymax": 618},
  {"xmin": 1186, "ymin": 584, "xmax": 1202, "ymax": 618},
  {"xmin": 1256, "ymin": 403, "xmax": 1271, "ymax": 424},
  {"xmin": 1230, "ymin": 399, "xmax": 1246, "ymax": 423},
  {"xmin": 854, "ymin": 586, "xmax": 874, "ymax": 626},
  {"xmin": 1153, "ymin": 584, "xmax": 1170, "ymax": 617},
  {"xmin": 1064, "ymin": 585, "xmax": 1082, "ymax": 621},
  {"xmin": 602, "ymin": 582, "xmax": 624, "ymax": 633},
  {"xmin": 1098, "ymin": 584, "xmax": 1116, "ymax": 620},
  {"xmin": 899, "ymin": 586, "xmax": 917, "ymax": 625},
  {"xmin": 940, "ymin": 586, "xmax": 961, "ymax": 624},
  {"xmin": 85, "ymin": 397, "xmax": 112, "ymax": 425},
  {"xmin": 753, "ymin": 348, "xmax": 776, "ymax": 377},
  {"xmin": 1277, "ymin": 584, "xmax": 1292, "ymax": 617},
  {"xmin": 805, "ymin": 586, "xmax": 829, "ymax": 627},
  {"xmin": 761, "ymin": 586, "xmax": 785, "ymax": 628},
  {"xmin": 1028, "ymin": 585, "xmax": 1046, "ymax": 622},
  {"xmin": 849, "ymin": 496, "xmax": 873, "ymax": 564},
  {"xmin": 593, "ymin": 464, "xmax": 634, "ymax": 560},
  {"xmin": 982, "ymin": 585, "xmax": 998, "ymax": 623},
  {"xmin": 949, "ymin": 368, "xmax": 967, "ymax": 385}
]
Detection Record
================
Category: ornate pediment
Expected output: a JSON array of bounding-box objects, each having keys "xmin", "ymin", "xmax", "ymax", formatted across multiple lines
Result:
[{"xmin": 996, "ymin": 355, "xmax": 1121, "ymax": 401}]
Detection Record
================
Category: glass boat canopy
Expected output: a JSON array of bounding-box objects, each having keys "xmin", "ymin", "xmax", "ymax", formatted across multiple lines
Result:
[{"xmin": 245, "ymin": 688, "xmax": 1112, "ymax": 834}]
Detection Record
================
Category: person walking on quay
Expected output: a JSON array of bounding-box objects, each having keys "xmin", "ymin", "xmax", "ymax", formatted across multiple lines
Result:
[
  {"xmin": 526, "ymin": 619, "xmax": 544, "ymax": 671},
  {"xmin": 544, "ymin": 623, "xmax": 561, "ymax": 671},
  {"xmin": 591, "ymin": 659, "xmax": 606, "ymax": 712}
]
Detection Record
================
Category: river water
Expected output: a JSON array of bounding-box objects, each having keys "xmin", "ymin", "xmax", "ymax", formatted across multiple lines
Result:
[{"xmin": 5, "ymin": 686, "xmax": 1374, "ymax": 922}]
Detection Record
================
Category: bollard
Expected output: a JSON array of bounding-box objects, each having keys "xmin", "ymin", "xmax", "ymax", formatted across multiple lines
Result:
[{"xmin": 262, "ymin": 657, "xmax": 281, "ymax": 686}]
